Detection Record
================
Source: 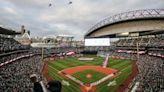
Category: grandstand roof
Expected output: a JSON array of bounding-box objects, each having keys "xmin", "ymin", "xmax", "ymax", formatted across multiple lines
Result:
[
  {"xmin": 0, "ymin": 27, "xmax": 21, "ymax": 35},
  {"xmin": 85, "ymin": 9, "xmax": 164, "ymax": 38},
  {"xmin": 90, "ymin": 30, "xmax": 164, "ymax": 38}
]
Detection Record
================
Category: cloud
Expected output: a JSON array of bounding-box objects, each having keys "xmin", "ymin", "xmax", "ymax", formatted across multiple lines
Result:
[
  {"xmin": 3, "ymin": 7, "xmax": 17, "ymax": 14},
  {"xmin": 0, "ymin": 0, "xmax": 164, "ymax": 40}
]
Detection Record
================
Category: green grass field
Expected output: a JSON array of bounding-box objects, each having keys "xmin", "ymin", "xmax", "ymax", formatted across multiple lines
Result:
[
  {"xmin": 48, "ymin": 56, "xmax": 132, "ymax": 92},
  {"xmin": 72, "ymin": 70, "xmax": 107, "ymax": 84}
]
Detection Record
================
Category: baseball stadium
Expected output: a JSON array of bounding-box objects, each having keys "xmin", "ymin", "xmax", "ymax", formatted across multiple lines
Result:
[
  {"xmin": 41, "ymin": 9, "xmax": 163, "ymax": 92},
  {"xmin": 44, "ymin": 56, "xmax": 135, "ymax": 92},
  {"xmin": 0, "ymin": 1, "xmax": 164, "ymax": 92}
]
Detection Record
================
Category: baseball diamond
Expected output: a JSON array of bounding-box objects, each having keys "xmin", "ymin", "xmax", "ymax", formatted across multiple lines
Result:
[{"xmin": 44, "ymin": 56, "xmax": 134, "ymax": 92}]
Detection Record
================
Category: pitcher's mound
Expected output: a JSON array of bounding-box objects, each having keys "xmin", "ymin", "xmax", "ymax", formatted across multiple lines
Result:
[{"xmin": 86, "ymin": 74, "xmax": 92, "ymax": 78}]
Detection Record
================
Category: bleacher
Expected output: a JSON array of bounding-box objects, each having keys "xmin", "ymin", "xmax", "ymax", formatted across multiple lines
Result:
[
  {"xmin": 110, "ymin": 35, "xmax": 164, "ymax": 92},
  {"xmin": 0, "ymin": 36, "xmax": 29, "ymax": 54},
  {"xmin": 115, "ymin": 36, "xmax": 164, "ymax": 47},
  {"xmin": 0, "ymin": 27, "xmax": 44, "ymax": 92}
]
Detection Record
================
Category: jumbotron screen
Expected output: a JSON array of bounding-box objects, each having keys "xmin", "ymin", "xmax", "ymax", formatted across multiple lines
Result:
[{"xmin": 85, "ymin": 38, "xmax": 110, "ymax": 46}]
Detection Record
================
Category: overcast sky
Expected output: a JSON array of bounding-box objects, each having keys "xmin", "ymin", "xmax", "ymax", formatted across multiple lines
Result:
[{"xmin": 0, "ymin": 0, "xmax": 164, "ymax": 40}]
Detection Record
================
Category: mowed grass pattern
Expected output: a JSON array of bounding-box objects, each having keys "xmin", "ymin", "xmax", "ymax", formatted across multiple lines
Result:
[{"xmin": 48, "ymin": 56, "xmax": 132, "ymax": 92}]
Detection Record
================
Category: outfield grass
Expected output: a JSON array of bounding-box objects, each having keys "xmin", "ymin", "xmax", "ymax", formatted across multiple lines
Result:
[
  {"xmin": 96, "ymin": 64, "xmax": 132, "ymax": 92},
  {"xmin": 48, "ymin": 56, "xmax": 132, "ymax": 92}
]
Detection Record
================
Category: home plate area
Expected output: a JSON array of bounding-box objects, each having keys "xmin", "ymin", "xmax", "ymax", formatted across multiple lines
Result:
[{"xmin": 59, "ymin": 66, "xmax": 120, "ymax": 92}]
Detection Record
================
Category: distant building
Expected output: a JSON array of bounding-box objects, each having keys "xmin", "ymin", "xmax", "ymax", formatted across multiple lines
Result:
[
  {"xmin": 31, "ymin": 36, "xmax": 56, "ymax": 48},
  {"xmin": 15, "ymin": 31, "xmax": 31, "ymax": 45},
  {"xmin": 14, "ymin": 25, "xmax": 31, "ymax": 45}
]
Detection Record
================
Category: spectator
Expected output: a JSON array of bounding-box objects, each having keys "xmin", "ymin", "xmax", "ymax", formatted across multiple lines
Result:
[
  {"xmin": 47, "ymin": 80, "xmax": 62, "ymax": 92},
  {"xmin": 30, "ymin": 74, "xmax": 44, "ymax": 92}
]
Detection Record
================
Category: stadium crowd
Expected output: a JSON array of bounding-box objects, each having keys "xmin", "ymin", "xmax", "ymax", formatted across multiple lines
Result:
[
  {"xmin": 0, "ymin": 36, "xmax": 29, "ymax": 54},
  {"xmin": 0, "ymin": 33, "xmax": 45, "ymax": 92},
  {"xmin": 0, "ymin": 34, "xmax": 77, "ymax": 92},
  {"xmin": 110, "ymin": 52, "xmax": 164, "ymax": 92},
  {"xmin": 115, "ymin": 37, "xmax": 164, "ymax": 47},
  {"xmin": 0, "ymin": 55, "xmax": 44, "ymax": 92},
  {"xmin": 0, "ymin": 30, "xmax": 164, "ymax": 92},
  {"xmin": 0, "ymin": 52, "xmax": 29, "ymax": 64},
  {"xmin": 135, "ymin": 55, "xmax": 164, "ymax": 92}
]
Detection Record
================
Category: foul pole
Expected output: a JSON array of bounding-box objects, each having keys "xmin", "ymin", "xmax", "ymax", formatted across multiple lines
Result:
[{"xmin": 41, "ymin": 47, "xmax": 44, "ymax": 62}]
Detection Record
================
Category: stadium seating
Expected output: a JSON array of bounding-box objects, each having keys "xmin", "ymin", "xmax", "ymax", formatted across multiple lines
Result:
[
  {"xmin": 111, "ymin": 52, "xmax": 164, "ymax": 92},
  {"xmin": 135, "ymin": 55, "xmax": 164, "ymax": 92},
  {"xmin": 0, "ymin": 35, "xmax": 44, "ymax": 91},
  {"xmin": 0, "ymin": 36, "xmax": 29, "ymax": 54},
  {"xmin": 0, "ymin": 33, "xmax": 164, "ymax": 92},
  {"xmin": 115, "ymin": 37, "xmax": 164, "ymax": 47},
  {"xmin": 0, "ymin": 55, "xmax": 43, "ymax": 92}
]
